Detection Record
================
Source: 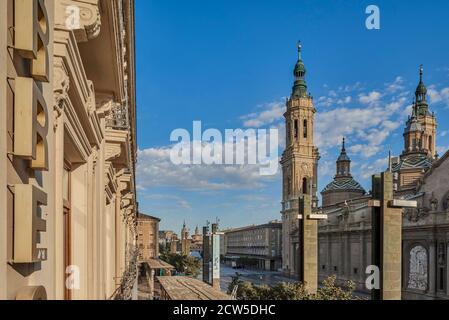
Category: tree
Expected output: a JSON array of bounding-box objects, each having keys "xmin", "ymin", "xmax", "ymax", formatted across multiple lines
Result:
[
  {"xmin": 227, "ymin": 274, "xmax": 359, "ymax": 300},
  {"xmin": 160, "ymin": 253, "xmax": 201, "ymax": 277}
]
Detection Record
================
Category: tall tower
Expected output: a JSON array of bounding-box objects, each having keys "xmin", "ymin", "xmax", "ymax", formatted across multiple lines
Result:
[
  {"xmin": 393, "ymin": 66, "xmax": 437, "ymax": 190},
  {"xmin": 280, "ymin": 42, "xmax": 320, "ymax": 277}
]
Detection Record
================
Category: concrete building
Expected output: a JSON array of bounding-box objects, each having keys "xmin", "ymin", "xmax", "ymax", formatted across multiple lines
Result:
[
  {"xmin": 137, "ymin": 214, "xmax": 160, "ymax": 261},
  {"xmin": 317, "ymin": 66, "xmax": 449, "ymax": 299},
  {"xmin": 280, "ymin": 43, "xmax": 320, "ymax": 277},
  {"xmin": 224, "ymin": 221, "xmax": 282, "ymax": 271},
  {"xmin": 0, "ymin": 0, "xmax": 138, "ymax": 300}
]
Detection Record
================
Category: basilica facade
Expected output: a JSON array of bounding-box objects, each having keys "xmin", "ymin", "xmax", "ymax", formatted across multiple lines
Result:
[{"xmin": 281, "ymin": 46, "xmax": 449, "ymax": 299}]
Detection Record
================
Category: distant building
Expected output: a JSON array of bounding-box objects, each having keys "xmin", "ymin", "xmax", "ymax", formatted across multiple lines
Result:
[
  {"xmin": 159, "ymin": 230, "xmax": 175, "ymax": 251},
  {"xmin": 137, "ymin": 213, "xmax": 160, "ymax": 260},
  {"xmin": 180, "ymin": 222, "xmax": 191, "ymax": 256},
  {"xmin": 223, "ymin": 221, "xmax": 282, "ymax": 271}
]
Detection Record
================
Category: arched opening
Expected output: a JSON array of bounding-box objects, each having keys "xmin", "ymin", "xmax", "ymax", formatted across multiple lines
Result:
[
  {"xmin": 294, "ymin": 120, "xmax": 298, "ymax": 139},
  {"xmin": 302, "ymin": 177, "xmax": 308, "ymax": 195},
  {"xmin": 428, "ymin": 135, "xmax": 433, "ymax": 154},
  {"xmin": 303, "ymin": 120, "xmax": 308, "ymax": 139}
]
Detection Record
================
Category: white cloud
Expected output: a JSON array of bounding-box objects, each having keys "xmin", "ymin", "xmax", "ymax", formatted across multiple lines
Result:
[
  {"xmin": 428, "ymin": 85, "xmax": 449, "ymax": 108},
  {"xmin": 137, "ymin": 142, "xmax": 280, "ymax": 192},
  {"xmin": 359, "ymin": 157, "xmax": 389, "ymax": 179},
  {"xmin": 241, "ymin": 101, "xmax": 285, "ymax": 128},
  {"xmin": 359, "ymin": 91, "xmax": 382, "ymax": 105},
  {"xmin": 386, "ymin": 76, "xmax": 405, "ymax": 93}
]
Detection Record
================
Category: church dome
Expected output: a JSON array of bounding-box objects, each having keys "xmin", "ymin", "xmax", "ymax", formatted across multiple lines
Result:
[{"xmin": 322, "ymin": 177, "xmax": 365, "ymax": 193}]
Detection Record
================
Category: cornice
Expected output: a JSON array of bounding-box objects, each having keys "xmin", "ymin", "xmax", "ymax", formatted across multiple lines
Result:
[{"xmin": 55, "ymin": 0, "xmax": 101, "ymax": 42}]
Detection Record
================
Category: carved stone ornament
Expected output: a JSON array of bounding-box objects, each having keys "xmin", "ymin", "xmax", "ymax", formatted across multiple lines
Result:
[
  {"xmin": 408, "ymin": 245, "xmax": 428, "ymax": 291},
  {"xmin": 429, "ymin": 192, "xmax": 438, "ymax": 211},
  {"xmin": 403, "ymin": 207, "xmax": 430, "ymax": 222},
  {"xmin": 53, "ymin": 62, "xmax": 70, "ymax": 130}
]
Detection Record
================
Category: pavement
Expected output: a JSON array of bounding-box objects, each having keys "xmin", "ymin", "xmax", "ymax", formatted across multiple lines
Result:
[{"xmin": 220, "ymin": 264, "xmax": 296, "ymax": 292}]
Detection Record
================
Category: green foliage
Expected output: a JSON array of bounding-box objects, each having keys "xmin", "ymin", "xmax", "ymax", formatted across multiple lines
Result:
[
  {"xmin": 160, "ymin": 252, "xmax": 201, "ymax": 277},
  {"xmin": 227, "ymin": 274, "xmax": 359, "ymax": 300}
]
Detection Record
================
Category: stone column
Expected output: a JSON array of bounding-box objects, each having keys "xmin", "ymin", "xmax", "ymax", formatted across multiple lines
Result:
[
  {"xmin": 371, "ymin": 172, "xmax": 403, "ymax": 300},
  {"xmin": 299, "ymin": 194, "xmax": 318, "ymax": 294},
  {"xmin": 429, "ymin": 241, "xmax": 436, "ymax": 294}
]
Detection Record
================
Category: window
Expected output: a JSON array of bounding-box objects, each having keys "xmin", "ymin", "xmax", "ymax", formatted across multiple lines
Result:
[
  {"xmin": 303, "ymin": 119, "xmax": 308, "ymax": 138},
  {"xmin": 294, "ymin": 120, "xmax": 298, "ymax": 139},
  {"xmin": 354, "ymin": 268, "xmax": 358, "ymax": 275},
  {"xmin": 334, "ymin": 266, "xmax": 338, "ymax": 272},
  {"xmin": 302, "ymin": 178, "xmax": 308, "ymax": 195},
  {"xmin": 429, "ymin": 136, "xmax": 433, "ymax": 154}
]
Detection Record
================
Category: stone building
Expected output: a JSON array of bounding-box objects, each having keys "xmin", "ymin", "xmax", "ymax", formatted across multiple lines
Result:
[
  {"xmin": 0, "ymin": 0, "xmax": 138, "ymax": 300},
  {"xmin": 224, "ymin": 221, "xmax": 282, "ymax": 271},
  {"xmin": 317, "ymin": 66, "xmax": 449, "ymax": 299},
  {"xmin": 137, "ymin": 213, "xmax": 160, "ymax": 261},
  {"xmin": 180, "ymin": 222, "xmax": 191, "ymax": 256},
  {"xmin": 280, "ymin": 43, "xmax": 320, "ymax": 277}
]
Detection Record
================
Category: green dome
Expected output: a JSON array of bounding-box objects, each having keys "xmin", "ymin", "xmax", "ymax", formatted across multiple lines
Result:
[
  {"xmin": 294, "ymin": 60, "xmax": 306, "ymax": 76},
  {"xmin": 415, "ymin": 81, "xmax": 427, "ymax": 96},
  {"xmin": 291, "ymin": 42, "xmax": 308, "ymax": 98}
]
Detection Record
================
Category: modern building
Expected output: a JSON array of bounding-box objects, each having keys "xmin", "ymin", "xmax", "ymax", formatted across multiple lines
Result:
[
  {"xmin": 224, "ymin": 221, "xmax": 282, "ymax": 271},
  {"xmin": 0, "ymin": 0, "xmax": 138, "ymax": 300},
  {"xmin": 280, "ymin": 43, "xmax": 320, "ymax": 277},
  {"xmin": 137, "ymin": 213, "xmax": 160, "ymax": 261},
  {"xmin": 317, "ymin": 66, "xmax": 449, "ymax": 299}
]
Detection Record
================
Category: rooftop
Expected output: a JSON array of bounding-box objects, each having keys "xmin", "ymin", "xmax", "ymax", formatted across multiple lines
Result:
[{"xmin": 157, "ymin": 276, "xmax": 231, "ymax": 300}]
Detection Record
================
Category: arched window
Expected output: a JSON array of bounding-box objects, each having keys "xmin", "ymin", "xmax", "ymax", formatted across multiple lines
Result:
[
  {"xmin": 303, "ymin": 120, "xmax": 308, "ymax": 139},
  {"xmin": 302, "ymin": 178, "xmax": 308, "ymax": 195},
  {"xmin": 429, "ymin": 136, "xmax": 433, "ymax": 154},
  {"xmin": 294, "ymin": 120, "xmax": 298, "ymax": 139}
]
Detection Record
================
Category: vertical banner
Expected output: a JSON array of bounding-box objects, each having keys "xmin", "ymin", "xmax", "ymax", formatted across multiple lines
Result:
[{"xmin": 212, "ymin": 234, "xmax": 220, "ymax": 280}]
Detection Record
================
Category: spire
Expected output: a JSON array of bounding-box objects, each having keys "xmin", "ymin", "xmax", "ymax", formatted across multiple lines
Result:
[
  {"xmin": 336, "ymin": 137, "xmax": 351, "ymax": 178},
  {"xmin": 291, "ymin": 41, "xmax": 308, "ymax": 99},
  {"xmin": 415, "ymin": 64, "xmax": 428, "ymax": 115}
]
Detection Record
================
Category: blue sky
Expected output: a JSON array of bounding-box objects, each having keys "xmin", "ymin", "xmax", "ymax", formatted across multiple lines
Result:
[{"xmin": 135, "ymin": 0, "xmax": 449, "ymax": 233}]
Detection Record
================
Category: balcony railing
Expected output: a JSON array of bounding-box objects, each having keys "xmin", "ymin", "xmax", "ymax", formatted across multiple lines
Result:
[
  {"xmin": 110, "ymin": 244, "xmax": 138, "ymax": 300},
  {"xmin": 106, "ymin": 102, "xmax": 129, "ymax": 130}
]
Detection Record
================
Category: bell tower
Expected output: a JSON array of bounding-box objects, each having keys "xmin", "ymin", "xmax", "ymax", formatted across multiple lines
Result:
[
  {"xmin": 394, "ymin": 65, "xmax": 438, "ymax": 190},
  {"xmin": 281, "ymin": 42, "xmax": 320, "ymax": 277}
]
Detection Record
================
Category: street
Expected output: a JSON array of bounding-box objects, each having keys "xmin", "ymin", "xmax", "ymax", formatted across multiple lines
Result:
[{"xmin": 220, "ymin": 264, "xmax": 296, "ymax": 292}]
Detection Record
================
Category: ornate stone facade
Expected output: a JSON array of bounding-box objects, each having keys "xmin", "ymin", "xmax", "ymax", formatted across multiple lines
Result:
[
  {"xmin": 0, "ymin": 0, "xmax": 138, "ymax": 300},
  {"xmin": 317, "ymin": 67, "xmax": 449, "ymax": 300}
]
